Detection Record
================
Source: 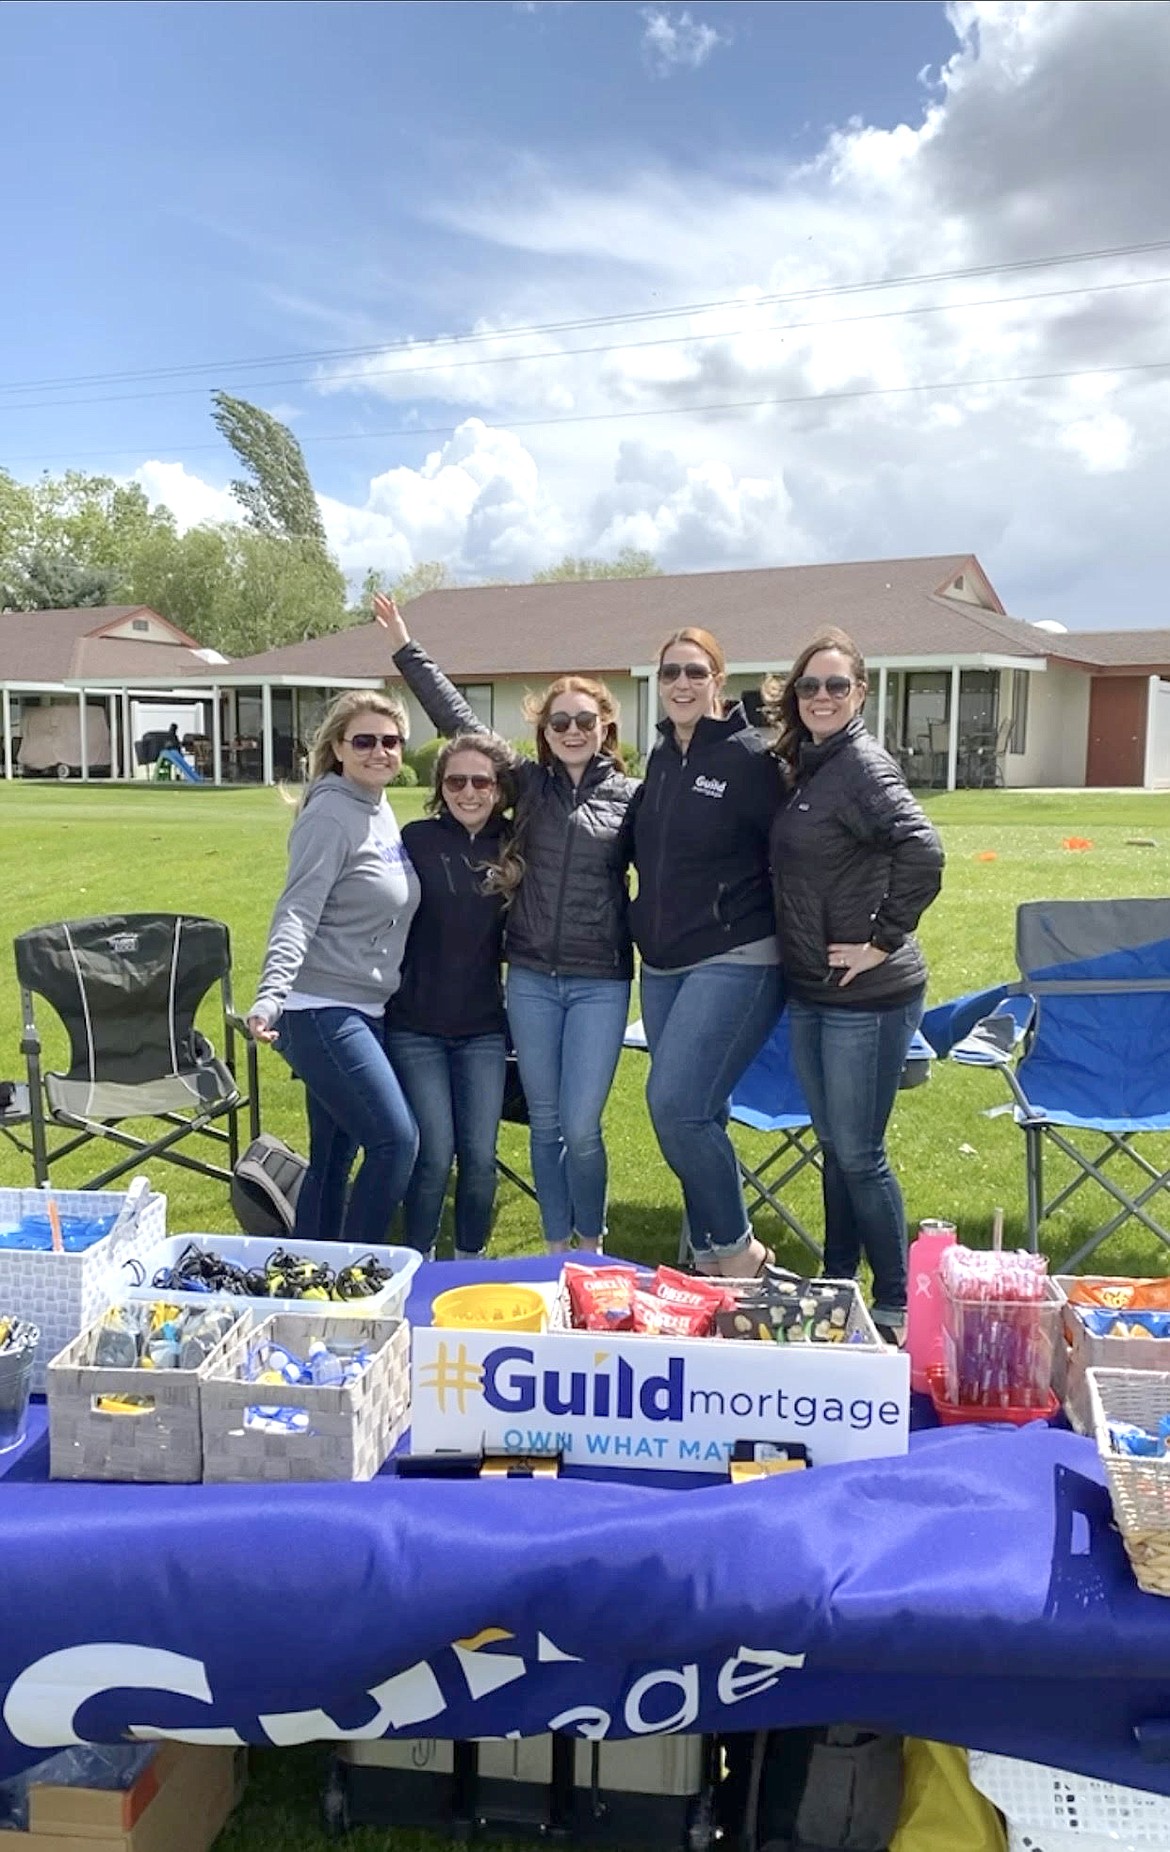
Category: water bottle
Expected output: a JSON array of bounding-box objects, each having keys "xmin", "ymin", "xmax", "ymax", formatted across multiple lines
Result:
[{"xmin": 906, "ymin": 1220, "xmax": 957, "ymax": 1394}]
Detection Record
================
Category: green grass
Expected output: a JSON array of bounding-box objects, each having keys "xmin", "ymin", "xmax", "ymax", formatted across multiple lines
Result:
[{"xmin": 3, "ymin": 782, "xmax": 1170, "ymax": 1850}]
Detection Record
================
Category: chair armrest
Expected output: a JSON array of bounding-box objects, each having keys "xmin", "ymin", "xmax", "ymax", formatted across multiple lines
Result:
[
  {"xmin": 226, "ymin": 1011, "xmax": 257, "ymax": 1040},
  {"xmin": 950, "ymin": 998, "xmax": 1034, "ymax": 1067}
]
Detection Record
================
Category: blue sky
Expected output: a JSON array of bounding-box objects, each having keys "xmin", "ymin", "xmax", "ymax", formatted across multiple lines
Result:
[{"xmin": 2, "ymin": 1, "xmax": 1168, "ymax": 625}]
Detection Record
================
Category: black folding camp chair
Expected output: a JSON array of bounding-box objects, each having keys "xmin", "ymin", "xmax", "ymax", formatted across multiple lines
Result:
[
  {"xmin": 498, "ymin": 1052, "xmax": 539, "ymax": 1204},
  {"xmin": 13, "ymin": 913, "xmax": 261, "ymax": 1190}
]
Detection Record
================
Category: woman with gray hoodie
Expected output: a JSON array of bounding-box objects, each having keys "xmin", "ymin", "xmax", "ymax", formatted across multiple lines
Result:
[{"xmin": 247, "ymin": 689, "xmax": 421, "ymax": 1245}]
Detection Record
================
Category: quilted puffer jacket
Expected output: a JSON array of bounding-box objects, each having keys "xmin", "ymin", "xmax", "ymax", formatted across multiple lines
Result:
[
  {"xmin": 393, "ymin": 641, "xmax": 637, "ymax": 980},
  {"xmin": 769, "ymin": 716, "xmax": 944, "ymax": 1007}
]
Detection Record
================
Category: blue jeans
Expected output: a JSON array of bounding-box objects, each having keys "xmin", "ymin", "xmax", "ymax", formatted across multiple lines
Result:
[
  {"xmin": 278, "ymin": 1007, "xmax": 418, "ymax": 1248},
  {"xmin": 505, "ymin": 967, "xmax": 630, "ymax": 1247},
  {"xmin": 786, "ymin": 992, "xmax": 925, "ymax": 1323},
  {"xmin": 385, "ymin": 1030, "xmax": 506, "ymax": 1257},
  {"xmin": 641, "ymin": 963, "xmax": 784, "ymax": 1259}
]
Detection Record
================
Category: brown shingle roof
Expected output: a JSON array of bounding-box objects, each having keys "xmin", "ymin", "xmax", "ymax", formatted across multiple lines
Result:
[
  {"xmin": 228, "ymin": 552, "xmax": 1038, "ymax": 679},
  {"xmin": 1044, "ymin": 629, "xmax": 1170, "ymax": 671},
  {"xmin": 0, "ymin": 606, "xmax": 212, "ymax": 684}
]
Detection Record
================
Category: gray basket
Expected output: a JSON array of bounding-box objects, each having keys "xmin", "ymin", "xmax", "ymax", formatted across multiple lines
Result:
[
  {"xmin": 200, "ymin": 1314, "xmax": 410, "ymax": 1483},
  {"xmin": 1058, "ymin": 1278, "xmax": 1170, "ymax": 1435},
  {"xmin": 48, "ymin": 1301, "xmax": 244, "ymax": 1484}
]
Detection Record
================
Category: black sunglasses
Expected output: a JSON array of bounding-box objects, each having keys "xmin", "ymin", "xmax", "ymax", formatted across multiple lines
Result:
[
  {"xmin": 547, "ymin": 711, "xmax": 599, "ymax": 734},
  {"xmin": 443, "ymin": 772, "xmax": 496, "ymax": 792},
  {"xmin": 659, "ymin": 662, "xmax": 712, "ymax": 683},
  {"xmin": 346, "ymin": 732, "xmax": 403, "ymax": 752},
  {"xmin": 792, "ymin": 676, "xmax": 855, "ymax": 700}
]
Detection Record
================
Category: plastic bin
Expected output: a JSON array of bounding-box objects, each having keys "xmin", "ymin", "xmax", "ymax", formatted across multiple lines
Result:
[
  {"xmin": 126, "ymin": 1233, "xmax": 421, "ymax": 1326},
  {"xmin": 941, "ymin": 1278, "xmax": 1065, "ymax": 1412},
  {"xmin": 0, "ymin": 1324, "xmax": 38, "ymax": 1453},
  {"xmin": 969, "ymin": 1748, "xmax": 1170, "ymax": 1848}
]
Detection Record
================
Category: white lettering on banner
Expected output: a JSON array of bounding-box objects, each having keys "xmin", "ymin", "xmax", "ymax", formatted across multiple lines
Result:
[
  {"xmin": 1, "ymin": 1638, "xmax": 810, "ymax": 1753},
  {"xmin": 693, "ymin": 776, "xmax": 727, "ymax": 798}
]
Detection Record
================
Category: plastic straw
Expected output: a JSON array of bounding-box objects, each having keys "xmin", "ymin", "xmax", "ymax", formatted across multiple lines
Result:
[{"xmin": 47, "ymin": 1200, "xmax": 63, "ymax": 1255}]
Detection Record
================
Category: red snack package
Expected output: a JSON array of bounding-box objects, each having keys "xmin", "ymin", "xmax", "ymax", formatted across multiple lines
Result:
[
  {"xmin": 563, "ymin": 1263, "xmax": 640, "ymax": 1331},
  {"xmin": 651, "ymin": 1266, "xmax": 735, "ymax": 1314},
  {"xmin": 631, "ymin": 1289, "xmax": 714, "ymax": 1338}
]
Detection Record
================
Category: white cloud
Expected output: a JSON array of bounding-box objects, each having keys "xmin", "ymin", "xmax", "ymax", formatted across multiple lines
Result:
[
  {"xmin": 130, "ymin": 461, "xmax": 237, "ymax": 532},
  {"xmin": 640, "ymin": 8, "xmax": 726, "ymax": 76},
  {"xmin": 135, "ymin": 2, "xmax": 1170, "ymax": 624}
]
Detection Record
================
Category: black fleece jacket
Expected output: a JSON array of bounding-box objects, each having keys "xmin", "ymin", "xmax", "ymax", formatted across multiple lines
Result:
[
  {"xmin": 386, "ymin": 810, "xmax": 508, "ymax": 1038},
  {"xmin": 629, "ymin": 706, "xmax": 782, "ymax": 970},
  {"xmin": 768, "ymin": 716, "xmax": 944, "ymax": 1007}
]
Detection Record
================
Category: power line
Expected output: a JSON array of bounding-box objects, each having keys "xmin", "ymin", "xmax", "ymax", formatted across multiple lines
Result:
[
  {"xmin": 1, "ymin": 272, "xmax": 1167, "ymax": 418},
  {"xmin": 5, "ymin": 353, "xmax": 1168, "ymax": 469},
  {"xmin": 1, "ymin": 233, "xmax": 1169, "ymax": 398}
]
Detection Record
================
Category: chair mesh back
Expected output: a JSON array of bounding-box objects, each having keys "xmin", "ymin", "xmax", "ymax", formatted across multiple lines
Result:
[
  {"xmin": 14, "ymin": 914, "xmax": 230, "ymax": 1087},
  {"xmin": 1016, "ymin": 898, "xmax": 1170, "ymax": 976}
]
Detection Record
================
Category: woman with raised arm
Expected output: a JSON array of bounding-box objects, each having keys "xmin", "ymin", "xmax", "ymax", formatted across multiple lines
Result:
[
  {"xmin": 629, "ymin": 627, "xmax": 784, "ymax": 1280},
  {"xmin": 246, "ymin": 689, "xmax": 419, "ymax": 1245},
  {"xmin": 765, "ymin": 628, "xmax": 944, "ymax": 1344},
  {"xmin": 374, "ymin": 593, "xmax": 636, "ymax": 1257},
  {"xmin": 385, "ymin": 734, "xmax": 517, "ymax": 1260}
]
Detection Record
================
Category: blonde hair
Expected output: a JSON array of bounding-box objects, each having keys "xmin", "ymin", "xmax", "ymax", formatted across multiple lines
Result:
[
  {"xmin": 521, "ymin": 675, "xmax": 626, "ymax": 773},
  {"xmin": 306, "ymin": 688, "xmax": 409, "ymax": 787}
]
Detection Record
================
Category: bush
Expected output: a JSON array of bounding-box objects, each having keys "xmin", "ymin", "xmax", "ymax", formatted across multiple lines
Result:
[
  {"xmin": 619, "ymin": 741, "xmax": 644, "ymax": 777},
  {"xmin": 390, "ymin": 762, "xmax": 419, "ymax": 788},
  {"xmin": 509, "ymin": 736, "xmax": 538, "ymax": 760},
  {"xmin": 407, "ymin": 737, "xmax": 444, "ymax": 786}
]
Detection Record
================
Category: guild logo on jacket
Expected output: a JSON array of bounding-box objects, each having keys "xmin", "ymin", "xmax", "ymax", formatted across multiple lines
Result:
[{"xmin": 693, "ymin": 775, "xmax": 727, "ymax": 799}]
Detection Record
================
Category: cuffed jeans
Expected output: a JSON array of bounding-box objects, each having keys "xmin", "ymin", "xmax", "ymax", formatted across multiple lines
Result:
[
  {"xmin": 385, "ymin": 1030, "xmax": 506, "ymax": 1257},
  {"xmin": 278, "ymin": 1007, "xmax": 418, "ymax": 1248},
  {"xmin": 641, "ymin": 962, "xmax": 784, "ymax": 1260},
  {"xmin": 787, "ymin": 991, "xmax": 925, "ymax": 1323},
  {"xmin": 505, "ymin": 967, "xmax": 630, "ymax": 1247}
]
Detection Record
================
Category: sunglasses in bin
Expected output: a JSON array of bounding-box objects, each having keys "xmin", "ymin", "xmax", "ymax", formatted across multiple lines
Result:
[
  {"xmin": 546, "ymin": 710, "xmax": 599, "ymax": 735},
  {"xmin": 442, "ymin": 772, "xmax": 497, "ymax": 792},
  {"xmin": 346, "ymin": 731, "xmax": 404, "ymax": 752}
]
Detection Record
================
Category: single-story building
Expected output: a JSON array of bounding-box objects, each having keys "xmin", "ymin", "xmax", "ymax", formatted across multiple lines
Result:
[{"xmin": 5, "ymin": 558, "xmax": 1170, "ymax": 789}]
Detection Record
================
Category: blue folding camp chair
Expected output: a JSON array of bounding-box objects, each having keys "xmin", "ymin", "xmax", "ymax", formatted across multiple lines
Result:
[{"xmin": 939, "ymin": 899, "xmax": 1170, "ymax": 1268}]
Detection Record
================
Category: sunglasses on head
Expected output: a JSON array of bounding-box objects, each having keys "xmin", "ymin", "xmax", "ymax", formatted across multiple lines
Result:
[
  {"xmin": 547, "ymin": 711, "xmax": 599, "ymax": 735},
  {"xmin": 659, "ymin": 661, "xmax": 712, "ymax": 683},
  {"xmin": 793, "ymin": 676, "xmax": 855, "ymax": 700},
  {"xmin": 346, "ymin": 731, "xmax": 403, "ymax": 752},
  {"xmin": 442, "ymin": 772, "xmax": 496, "ymax": 792}
]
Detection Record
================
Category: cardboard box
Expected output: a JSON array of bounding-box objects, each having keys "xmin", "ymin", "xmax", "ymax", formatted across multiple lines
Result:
[
  {"xmin": 411, "ymin": 1278, "xmax": 909, "ymax": 1473},
  {"xmin": 20, "ymin": 1742, "xmax": 245, "ymax": 1852}
]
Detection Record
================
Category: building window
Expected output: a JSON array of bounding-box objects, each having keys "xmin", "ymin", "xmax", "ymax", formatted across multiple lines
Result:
[
  {"xmin": 455, "ymin": 683, "xmax": 493, "ymax": 728},
  {"xmin": 131, "ymin": 618, "xmax": 149, "ymax": 632},
  {"xmin": 1010, "ymin": 670, "xmax": 1029, "ymax": 754}
]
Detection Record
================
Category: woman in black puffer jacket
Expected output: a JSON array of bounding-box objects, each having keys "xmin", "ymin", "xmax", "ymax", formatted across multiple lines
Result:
[
  {"xmin": 766, "ymin": 626, "xmax": 944, "ymax": 1342},
  {"xmin": 375, "ymin": 595, "xmax": 637, "ymax": 1257}
]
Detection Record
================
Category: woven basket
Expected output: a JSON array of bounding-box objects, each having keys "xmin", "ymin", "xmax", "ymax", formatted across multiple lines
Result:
[
  {"xmin": 200, "ymin": 1313, "xmax": 410, "ymax": 1483},
  {"xmin": 1058, "ymin": 1279, "xmax": 1170, "ymax": 1436},
  {"xmin": 1087, "ymin": 1366, "xmax": 1170, "ymax": 1596},
  {"xmin": 970, "ymin": 1748, "xmax": 1170, "ymax": 1847}
]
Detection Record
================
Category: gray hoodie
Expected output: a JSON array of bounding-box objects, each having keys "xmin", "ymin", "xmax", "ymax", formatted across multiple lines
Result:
[{"xmin": 249, "ymin": 775, "xmax": 420, "ymax": 1026}]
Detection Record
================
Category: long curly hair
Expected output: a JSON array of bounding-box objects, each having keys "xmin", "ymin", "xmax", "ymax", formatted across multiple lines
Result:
[
  {"xmin": 761, "ymin": 627, "xmax": 868, "ymax": 783},
  {"xmin": 521, "ymin": 675, "xmax": 626, "ymax": 774}
]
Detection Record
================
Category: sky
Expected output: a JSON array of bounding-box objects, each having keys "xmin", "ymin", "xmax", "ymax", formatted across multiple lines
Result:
[{"xmin": 2, "ymin": 0, "xmax": 1169, "ymax": 628}]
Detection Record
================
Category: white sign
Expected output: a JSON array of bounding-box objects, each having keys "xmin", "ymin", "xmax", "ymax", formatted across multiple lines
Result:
[{"xmin": 410, "ymin": 1326, "xmax": 909, "ymax": 1473}]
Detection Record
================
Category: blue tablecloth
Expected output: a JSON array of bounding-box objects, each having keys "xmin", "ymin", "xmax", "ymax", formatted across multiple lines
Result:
[{"xmin": 0, "ymin": 1255, "xmax": 1167, "ymax": 1796}]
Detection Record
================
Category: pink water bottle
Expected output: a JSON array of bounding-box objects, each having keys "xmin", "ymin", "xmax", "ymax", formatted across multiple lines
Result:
[{"xmin": 906, "ymin": 1219, "xmax": 957, "ymax": 1394}]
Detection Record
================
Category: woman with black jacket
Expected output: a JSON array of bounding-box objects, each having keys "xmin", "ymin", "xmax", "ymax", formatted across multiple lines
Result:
[
  {"xmin": 766, "ymin": 627, "xmax": 944, "ymax": 1342},
  {"xmin": 375, "ymin": 594, "xmax": 637, "ymax": 1256},
  {"xmin": 385, "ymin": 733, "xmax": 516, "ymax": 1259},
  {"xmin": 630, "ymin": 626, "xmax": 784, "ymax": 1280}
]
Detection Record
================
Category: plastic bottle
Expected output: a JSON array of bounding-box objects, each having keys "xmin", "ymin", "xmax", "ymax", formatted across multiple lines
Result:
[{"xmin": 906, "ymin": 1219, "xmax": 957, "ymax": 1395}]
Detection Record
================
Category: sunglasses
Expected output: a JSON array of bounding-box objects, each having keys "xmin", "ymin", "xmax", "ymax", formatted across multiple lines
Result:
[
  {"xmin": 346, "ymin": 732, "xmax": 403, "ymax": 752},
  {"xmin": 659, "ymin": 662, "xmax": 712, "ymax": 683},
  {"xmin": 443, "ymin": 773, "xmax": 496, "ymax": 792},
  {"xmin": 547, "ymin": 711, "xmax": 599, "ymax": 735},
  {"xmin": 793, "ymin": 676, "xmax": 855, "ymax": 700}
]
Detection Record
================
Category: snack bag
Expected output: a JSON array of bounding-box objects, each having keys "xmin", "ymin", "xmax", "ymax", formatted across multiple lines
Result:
[
  {"xmin": 631, "ymin": 1290, "xmax": 713, "ymax": 1338},
  {"xmin": 563, "ymin": 1263, "xmax": 640, "ymax": 1331}
]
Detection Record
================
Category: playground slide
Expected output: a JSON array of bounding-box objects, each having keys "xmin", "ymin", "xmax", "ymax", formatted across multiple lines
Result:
[{"xmin": 157, "ymin": 748, "xmax": 203, "ymax": 782}]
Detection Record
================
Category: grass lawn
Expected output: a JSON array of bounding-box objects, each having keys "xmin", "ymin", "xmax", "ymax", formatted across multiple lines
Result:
[{"xmin": 2, "ymin": 780, "xmax": 1169, "ymax": 1849}]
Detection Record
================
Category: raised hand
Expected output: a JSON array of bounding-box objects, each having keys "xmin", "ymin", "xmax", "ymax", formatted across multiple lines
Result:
[{"xmin": 372, "ymin": 591, "xmax": 410, "ymax": 650}]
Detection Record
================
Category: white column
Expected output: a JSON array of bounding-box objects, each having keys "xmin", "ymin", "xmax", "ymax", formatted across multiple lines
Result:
[
  {"xmin": 1144, "ymin": 673, "xmax": 1158, "ymax": 790},
  {"xmin": 78, "ymin": 690, "xmax": 89, "ymax": 781},
  {"xmin": 947, "ymin": 664, "xmax": 961, "ymax": 791},
  {"xmin": 121, "ymin": 691, "xmax": 133, "ymax": 780},
  {"xmin": 1, "ymin": 688, "xmax": 12, "ymax": 780},
  {"xmin": 876, "ymin": 666, "xmax": 888, "ymax": 749},
  {"xmin": 106, "ymin": 694, "xmax": 117, "ymax": 781},
  {"xmin": 261, "ymin": 683, "xmax": 274, "ymax": 785},
  {"xmin": 211, "ymin": 684, "xmax": 223, "ymax": 786}
]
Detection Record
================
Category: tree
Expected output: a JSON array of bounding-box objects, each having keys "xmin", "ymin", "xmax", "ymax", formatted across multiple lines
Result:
[
  {"xmin": 532, "ymin": 547, "xmax": 662, "ymax": 583},
  {"xmin": 8, "ymin": 552, "xmax": 123, "ymax": 611},
  {"xmin": 0, "ymin": 470, "xmax": 174, "ymax": 610},
  {"xmin": 130, "ymin": 523, "xmax": 347, "ymax": 658},
  {"xmin": 211, "ymin": 392, "xmax": 329, "ymax": 551}
]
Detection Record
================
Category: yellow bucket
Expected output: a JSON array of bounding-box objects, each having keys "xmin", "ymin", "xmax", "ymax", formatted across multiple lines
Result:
[{"xmin": 430, "ymin": 1284, "xmax": 546, "ymax": 1333}]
